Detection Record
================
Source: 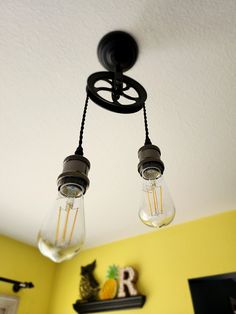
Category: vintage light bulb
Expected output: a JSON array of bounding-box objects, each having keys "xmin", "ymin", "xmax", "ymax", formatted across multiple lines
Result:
[
  {"xmin": 139, "ymin": 176, "xmax": 175, "ymax": 228},
  {"xmin": 38, "ymin": 186, "xmax": 85, "ymax": 263},
  {"xmin": 138, "ymin": 144, "xmax": 175, "ymax": 228},
  {"xmin": 38, "ymin": 154, "xmax": 90, "ymax": 262}
]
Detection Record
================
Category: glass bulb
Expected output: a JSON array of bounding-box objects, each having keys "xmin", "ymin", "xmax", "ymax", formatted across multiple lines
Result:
[
  {"xmin": 139, "ymin": 176, "xmax": 175, "ymax": 228},
  {"xmin": 37, "ymin": 192, "xmax": 85, "ymax": 263}
]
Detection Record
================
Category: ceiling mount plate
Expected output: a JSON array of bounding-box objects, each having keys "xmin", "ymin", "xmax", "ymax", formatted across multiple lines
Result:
[{"xmin": 97, "ymin": 31, "xmax": 138, "ymax": 72}]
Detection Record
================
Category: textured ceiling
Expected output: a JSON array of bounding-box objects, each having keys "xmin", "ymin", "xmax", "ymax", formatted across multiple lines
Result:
[{"xmin": 0, "ymin": 0, "xmax": 236, "ymax": 249}]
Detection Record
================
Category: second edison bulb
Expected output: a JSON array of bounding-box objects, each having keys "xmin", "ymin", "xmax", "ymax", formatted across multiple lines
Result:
[{"xmin": 139, "ymin": 175, "xmax": 175, "ymax": 228}]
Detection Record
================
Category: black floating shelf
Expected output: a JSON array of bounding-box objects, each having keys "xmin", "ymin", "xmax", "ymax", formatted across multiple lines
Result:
[{"xmin": 73, "ymin": 295, "xmax": 146, "ymax": 313}]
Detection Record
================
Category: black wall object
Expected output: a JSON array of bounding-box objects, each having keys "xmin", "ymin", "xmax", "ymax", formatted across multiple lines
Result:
[
  {"xmin": 73, "ymin": 295, "xmax": 146, "ymax": 313},
  {"xmin": 189, "ymin": 272, "xmax": 236, "ymax": 314},
  {"xmin": 0, "ymin": 277, "xmax": 34, "ymax": 293}
]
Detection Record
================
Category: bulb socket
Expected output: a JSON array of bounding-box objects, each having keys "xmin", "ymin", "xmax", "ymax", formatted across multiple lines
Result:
[
  {"xmin": 138, "ymin": 144, "xmax": 165, "ymax": 180},
  {"xmin": 57, "ymin": 155, "xmax": 90, "ymax": 196}
]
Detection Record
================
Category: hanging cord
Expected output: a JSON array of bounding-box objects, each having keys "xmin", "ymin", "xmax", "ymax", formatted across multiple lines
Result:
[
  {"xmin": 143, "ymin": 103, "xmax": 152, "ymax": 145},
  {"xmin": 75, "ymin": 93, "xmax": 89, "ymax": 156}
]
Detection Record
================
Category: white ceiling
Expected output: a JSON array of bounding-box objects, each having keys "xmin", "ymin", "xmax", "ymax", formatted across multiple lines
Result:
[{"xmin": 0, "ymin": 0, "xmax": 236, "ymax": 249}]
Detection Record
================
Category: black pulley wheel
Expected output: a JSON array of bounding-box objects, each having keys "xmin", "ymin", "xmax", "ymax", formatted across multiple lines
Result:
[{"xmin": 87, "ymin": 72, "xmax": 147, "ymax": 114}]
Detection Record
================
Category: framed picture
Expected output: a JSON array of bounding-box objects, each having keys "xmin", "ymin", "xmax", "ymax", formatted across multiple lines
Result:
[{"xmin": 0, "ymin": 295, "xmax": 19, "ymax": 314}]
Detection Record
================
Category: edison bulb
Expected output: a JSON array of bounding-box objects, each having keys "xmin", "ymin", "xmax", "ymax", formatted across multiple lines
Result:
[
  {"xmin": 38, "ymin": 187, "xmax": 85, "ymax": 263},
  {"xmin": 139, "ymin": 175, "xmax": 175, "ymax": 228}
]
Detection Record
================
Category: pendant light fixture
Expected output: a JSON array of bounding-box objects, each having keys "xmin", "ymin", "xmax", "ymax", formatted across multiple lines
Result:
[{"xmin": 37, "ymin": 31, "xmax": 175, "ymax": 263}]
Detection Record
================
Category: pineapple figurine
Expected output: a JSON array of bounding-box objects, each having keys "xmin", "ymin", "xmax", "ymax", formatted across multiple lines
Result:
[{"xmin": 99, "ymin": 265, "xmax": 119, "ymax": 300}]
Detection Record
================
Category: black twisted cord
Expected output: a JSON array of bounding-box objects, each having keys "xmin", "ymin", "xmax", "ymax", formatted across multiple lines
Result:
[
  {"xmin": 143, "ymin": 103, "xmax": 152, "ymax": 145},
  {"xmin": 75, "ymin": 93, "xmax": 89, "ymax": 156}
]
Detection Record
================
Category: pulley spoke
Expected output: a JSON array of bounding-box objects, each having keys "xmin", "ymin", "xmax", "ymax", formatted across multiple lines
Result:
[
  {"xmin": 102, "ymin": 78, "xmax": 113, "ymax": 86},
  {"xmin": 95, "ymin": 87, "xmax": 113, "ymax": 92},
  {"xmin": 121, "ymin": 91, "xmax": 138, "ymax": 101}
]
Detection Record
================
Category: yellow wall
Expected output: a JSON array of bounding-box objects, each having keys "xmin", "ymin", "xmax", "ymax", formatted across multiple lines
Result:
[
  {"xmin": 48, "ymin": 210, "xmax": 236, "ymax": 314},
  {"xmin": 1, "ymin": 210, "xmax": 235, "ymax": 314},
  {"xmin": 0, "ymin": 235, "xmax": 56, "ymax": 314}
]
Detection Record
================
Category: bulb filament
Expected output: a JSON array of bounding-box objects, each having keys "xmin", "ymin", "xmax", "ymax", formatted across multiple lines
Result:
[
  {"xmin": 55, "ymin": 206, "xmax": 62, "ymax": 245},
  {"xmin": 68, "ymin": 208, "xmax": 79, "ymax": 245},
  {"xmin": 146, "ymin": 184, "xmax": 163, "ymax": 216},
  {"xmin": 160, "ymin": 186, "xmax": 163, "ymax": 213},
  {"xmin": 62, "ymin": 202, "xmax": 71, "ymax": 242},
  {"xmin": 54, "ymin": 200, "xmax": 79, "ymax": 246}
]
